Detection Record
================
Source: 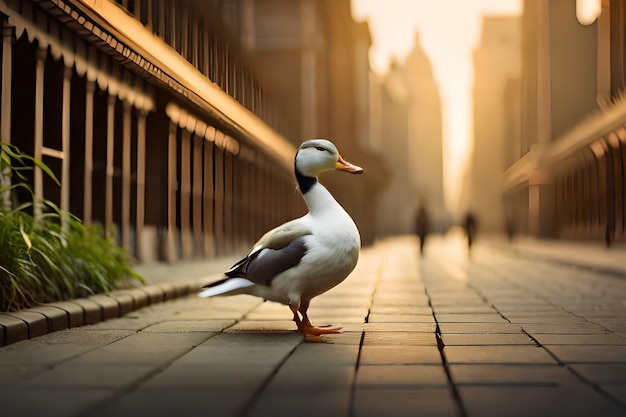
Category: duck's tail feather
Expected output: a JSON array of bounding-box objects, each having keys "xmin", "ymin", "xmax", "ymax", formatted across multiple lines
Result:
[{"xmin": 198, "ymin": 277, "xmax": 255, "ymax": 298}]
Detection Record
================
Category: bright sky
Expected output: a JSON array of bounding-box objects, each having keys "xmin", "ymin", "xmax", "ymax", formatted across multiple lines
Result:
[{"xmin": 351, "ymin": 0, "xmax": 522, "ymax": 213}]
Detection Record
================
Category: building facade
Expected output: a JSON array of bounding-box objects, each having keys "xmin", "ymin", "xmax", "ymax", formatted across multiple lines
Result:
[
  {"xmin": 212, "ymin": 0, "xmax": 383, "ymax": 244},
  {"xmin": 0, "ymin": 0, "xmax": 308, "ymax": 263},
  {"xmin": 505, "ymin": 0, "xmax": 626, "ymax": 244}
]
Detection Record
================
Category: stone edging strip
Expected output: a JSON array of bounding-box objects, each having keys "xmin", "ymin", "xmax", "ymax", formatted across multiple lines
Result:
[{"xmin": 0, "ymin": 279, "xmax": 203, "ymax": 347}]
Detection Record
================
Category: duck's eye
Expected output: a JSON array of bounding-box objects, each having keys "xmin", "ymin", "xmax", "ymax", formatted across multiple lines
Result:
[{"xmin": 315, "ymin": 146, "xmax": 327, "ymax": 152}]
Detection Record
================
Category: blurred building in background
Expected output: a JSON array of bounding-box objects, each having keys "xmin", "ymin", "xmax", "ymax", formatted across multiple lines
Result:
[
  {"xmin": 370, "ymin": 35, "xmax": 447, "ymax": 236},
  {"xmin": 503, "ymin": 0, "xmax": 626, "ymax": 244},
  {"xmin": 405, "ymin": 32, "xmax": 448, "ymax": 233},
  {"xmin": 217, "ymin": 0, "xmax": 385, "ymax": 245},
  {"xmin": 467, "ymin": 16, "xmax": 521, "ymax": 234}
]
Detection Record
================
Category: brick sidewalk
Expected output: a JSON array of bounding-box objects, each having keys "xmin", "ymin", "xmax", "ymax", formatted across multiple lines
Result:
[{"xmin": 1, "ymin": 235, "xmax": 625, "ymax": 417}]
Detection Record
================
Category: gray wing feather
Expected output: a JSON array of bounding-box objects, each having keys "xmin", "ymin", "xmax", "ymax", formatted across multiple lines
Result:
[{"xmin": 226, "ymin": 236, "xmax": 308, "ymax": 285}]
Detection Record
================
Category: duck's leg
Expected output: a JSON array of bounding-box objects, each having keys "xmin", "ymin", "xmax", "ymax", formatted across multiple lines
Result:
[
  {"xmin": 289, "ymin": 305, "xmax": 305, "ymax": 332},
  {"xmin": 297, "ymin": 302, "xmax": 343, "ymax": 335},
  {"xmin": 289, "ymin": 303, "xmax": 342, "ymax": 336}
]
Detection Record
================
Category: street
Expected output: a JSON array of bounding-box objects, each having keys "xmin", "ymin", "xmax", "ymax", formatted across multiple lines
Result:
[{"xmin": 1, "ymin": 235, "xmax": 625, "ymax": 417}]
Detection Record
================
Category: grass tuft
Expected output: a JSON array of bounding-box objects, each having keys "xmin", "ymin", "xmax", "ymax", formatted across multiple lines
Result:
[{"xmin": 0, "ymin": 141, "xmax": 144, "ymax": 312}]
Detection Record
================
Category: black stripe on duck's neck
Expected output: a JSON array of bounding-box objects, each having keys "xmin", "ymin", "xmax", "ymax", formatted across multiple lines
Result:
[{"xmin": 295, "ymin": 167, "xmax": 317, "ymax": 194}]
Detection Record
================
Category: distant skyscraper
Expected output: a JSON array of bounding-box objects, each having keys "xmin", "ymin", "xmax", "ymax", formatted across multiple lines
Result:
[
  {"xmin": 372, "ymin": 33, "xmax": 447, "ymax": 236},
  {"xmin": 404, "ymin": 32, "xmax": 447, "ymax": 232},
  {"xmin": 468, "ymin": 16, "xmax": 521, "ymax": 233}
]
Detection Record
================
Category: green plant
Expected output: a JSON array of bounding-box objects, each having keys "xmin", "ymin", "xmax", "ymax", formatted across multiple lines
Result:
[{"xmin": 0, "ymin": 141, "xmax": 144, "ymax": 312}]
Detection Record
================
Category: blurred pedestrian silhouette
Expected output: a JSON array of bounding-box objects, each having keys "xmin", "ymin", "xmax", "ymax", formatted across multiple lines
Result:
[
  {"xmin": 463, "ymin": 212, "xmax": 477, "ymax": 256},
  {"xmin": 505, "ymin": 217, "xmax": 515, "ymax": 244},
  {"xmin": 414, "ymin": 202, "xmax": 430, "ymax": 256}
]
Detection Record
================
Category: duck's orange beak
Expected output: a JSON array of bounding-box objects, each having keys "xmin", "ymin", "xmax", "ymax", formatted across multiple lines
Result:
[{"xmin": 335, "ymin": 155, "xmax": 364, "ymax": 174}]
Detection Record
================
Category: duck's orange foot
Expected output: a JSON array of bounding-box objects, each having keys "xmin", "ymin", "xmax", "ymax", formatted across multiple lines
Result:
[{"xmin": 300, "ymin": 324, "xmax": 343, "ymax": 336}]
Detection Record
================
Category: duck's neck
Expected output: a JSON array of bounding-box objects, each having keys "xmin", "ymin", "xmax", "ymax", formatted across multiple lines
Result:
[{"xmin": 296, "ymin": 171, "xmax": 341, "ymax": 216}]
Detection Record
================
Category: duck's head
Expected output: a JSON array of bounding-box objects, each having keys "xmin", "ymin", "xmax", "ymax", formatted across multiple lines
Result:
[{"xmin": 295, "ymin": 139, "xmax": 364, "ymax": 179}]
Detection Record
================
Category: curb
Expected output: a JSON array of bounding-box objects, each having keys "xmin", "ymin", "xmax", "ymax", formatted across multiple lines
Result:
[{"xmin": 0, "ymin": 278, "xmax": 205, "ymax": 347}]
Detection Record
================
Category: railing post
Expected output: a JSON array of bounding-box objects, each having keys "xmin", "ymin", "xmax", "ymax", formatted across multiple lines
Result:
[
  {"xmin": 61, "ymin": 66, "xmax": 72, "ymax": 231},
  {"xmin": 0, "ymin": 23, "xmax": 14, "ymax": 209},
  {"xmin": 83, "ymin": 79, "xmax": 95, "ymax": 226},
  {"xmin": 105, "ymin": 94, "xmax": 116, "ymax": 238},
  {"xmin": 136, "ymin": 109, "xmax": 147, "ymax": 260},
  {"xmin": 33, "ymin": 48, "xmax": 47, "ymax": 221}
]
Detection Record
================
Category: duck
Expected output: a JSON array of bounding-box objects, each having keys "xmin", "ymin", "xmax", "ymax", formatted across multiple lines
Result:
[{"xmin": 199, "ymin": 139, "xmax": 363, "ymax": 336}]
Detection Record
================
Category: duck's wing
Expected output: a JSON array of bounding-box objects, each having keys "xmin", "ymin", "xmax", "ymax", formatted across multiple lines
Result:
[{"xmin": 203, "ymin": 220, "xmax": 312, "ymax": 295}]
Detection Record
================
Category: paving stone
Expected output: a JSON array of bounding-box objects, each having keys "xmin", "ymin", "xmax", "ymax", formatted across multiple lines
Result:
[
  {"xmin": 432, "ymin": 305, "xmax": 498, "ymax": 314},
  {"xmin": 34, "ymin": 329, "xmax": 135, "ymax": 346},
  {"xmin": 533, "ymin": 333, "xmax": 626, "ymax": 345},
  {"xmin": 0, "ymin": 313, "xmax": 28, "ymax": 345},
  {"xmin": 143, "ymin": 319, "xmax": 236, "ymax": 333},
  {"xmin": 441, "ymin": 333, "xmax": 536, "ymax": 346},
  {"xmin": 201, "ymin": 331, "xmax": 303, "ymax": 348},
  {"xmin": 434, "ymin": 313, "xmax": 508, "ymax": 323},
  {"xmin": 459, "ymin": 385, "xmax": 625, "ymax": 417},
  {"xmin": 570, "ymin": 364, "xmax": 626, "ymax": 383},
  {"xmin": 265, "ymin": 364, "xmax": 354, "ymax": 392},
  {"xmin": 363, "ymin": 331, "xmax": 437, "ymax": 346},
  {"xmin": 0, "ymin": 387, "xmax": 117, "ymax": 417},
  {"xmin": 143, "ymin": 363, "xmax": 274, "ymax": 389},
  {"xmin": 285, "ymin": 343, "xmax": 360, "ymax": 366},
  {"xmin": 439, "ymin": 323, "xmax": 523, "ymax": 334},
  {"xmin": 521, "ymin": 323, "xmax": 610, "ymax": 334},
  {"xmin": 46, "ymin": 301, "xmax": 85, "ymax": 328},
  {"xmin": 368, "ymin": 314, "xmax": 436, "ymax": 323},
  {"xmin": 356, "ymin": 364, "xmax": 448, "ymax": 386},
  {"xmin": 369, "ymin": 305, "xmax": 434, "ymax": 315},
  {"xmin": 225, "ymin": 319, "xmax": 299, "ymax": 332},
  {"xmin": 23, "ymin": 364, "xmax": 155, "ymax": 388},
  {"xmin": 449, "ymin": 364, "xmax": 580, "ymax": 385},
  {"xmin": 4, "ymin": 311, "xmax": 48, "ymax": 338},
  {"xmin": 546, "ymin": 345, "xmax": 626, "ymax": 363},
  {"xmin": 444, "ymin": 345, "xmax": 557, "ymax": 364},
  {"xmin": 0, "ymin": 329, "xmax": 134, "ymax": 366},
  {"xmin": 359, "ymin": 345, "xmax": 442, "ymax": 365},
  {"xmin": 353, "ymin": 387, "xmax": 459, "ymax": 417},
  {"xmin": 176, "ymin": 333, "xmax": 301, "ymax": 366},
  {"xmin": 602, "ymin": 383, "xmax": 626, "ymax": 407},
  {"xmin": 364, "ymin": 323, "xmax": 436, "ymax": 332},
  {"xmin": 0, "ymin": 364, "xmax": 47, "ymax": 385},
  {"xmin": 249, "ymin": 389, "xmax": 351, "ymax": 417},
  {"xmin": 88, "ymin": 295, "xmax": 121, "ymax": 319},
  {"xmin": 71, "ymin": 332, "xmax": 213, "ymax": 366},
  {"xmin": 25, "ymin": 306, "xmax": 69, "ymax": 332},
  {"xmin": 90, "ymin": 388, "xmax": 249, "ymax": 417},
  {"xmin": 505, "ymin": 314, "xmax": 586, "ymax": 324}
]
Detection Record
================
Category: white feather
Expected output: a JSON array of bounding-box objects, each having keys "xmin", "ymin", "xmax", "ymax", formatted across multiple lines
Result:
[{"xmin": 198, "ymin": 277, "xmax": 255, "ymax": 298}]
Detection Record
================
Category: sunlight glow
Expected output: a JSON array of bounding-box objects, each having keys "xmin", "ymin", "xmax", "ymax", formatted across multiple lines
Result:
[
  {"xmin": 352, "ymin": 0, "xmax": 522, "ymax": 214},
  {"xmin": 576, "ymin": 0, "xmax": 602, "ymax": 25}
]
